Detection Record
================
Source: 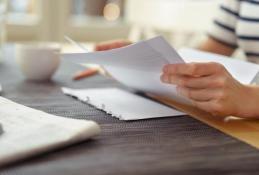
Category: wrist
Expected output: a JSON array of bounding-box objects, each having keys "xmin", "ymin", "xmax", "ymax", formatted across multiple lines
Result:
[{"xmin": 237, "ymin": 85, "xmax": 259, "ymax": 118}]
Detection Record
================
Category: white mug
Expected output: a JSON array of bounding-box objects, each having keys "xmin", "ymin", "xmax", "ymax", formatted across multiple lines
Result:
[{"xmin": 16, "ymin": 43, "xmax": 61, "ymax": 81}]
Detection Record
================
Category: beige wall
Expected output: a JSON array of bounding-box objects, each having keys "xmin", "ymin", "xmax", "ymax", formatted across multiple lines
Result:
[
  {"xmin": 6, "ymin": 0, "xmax": 221, "ymax": 44},
  {"xmin": 7, "ymin": 0, "xmax": 130, "ymax": 42},
  {"xmin": 125, "ymin": 0, "xmax": 221, "ymax": 48}
]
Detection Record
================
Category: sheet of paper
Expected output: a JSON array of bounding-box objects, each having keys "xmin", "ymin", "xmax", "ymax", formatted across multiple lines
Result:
[
  {"xmin": 0, "ymin": 97, "xmax": 101, "ymax": 167},
  {"xmin": 62, "ymin": 36, "xmax": 189, "ymax": 104},
  {"xmin": 62, "ymin": 36, "xmax": 259, "ymax": 106},
  {"xmin": 179, "ymin": 48, "xmax": 259, "ymax": 84},
  {"xmin": 62, "ymin": 88, "xmax": 185, "ymax": 121}
]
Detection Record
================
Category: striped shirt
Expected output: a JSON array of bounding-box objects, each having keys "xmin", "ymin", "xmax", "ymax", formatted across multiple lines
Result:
[{"xmin": 209, "ymin": 0, "xmax": 259, "ymax": 63}]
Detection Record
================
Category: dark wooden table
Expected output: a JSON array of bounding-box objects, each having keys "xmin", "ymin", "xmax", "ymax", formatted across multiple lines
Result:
[{"xmin": 0, "ymin": 46, "xmax": 259, "ymax": 175}]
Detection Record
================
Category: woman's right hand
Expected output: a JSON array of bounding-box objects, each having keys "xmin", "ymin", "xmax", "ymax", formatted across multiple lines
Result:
[
  {"xmin": 95, "ymin": 39, "xmax": 132, "ymax": 51},
  {"xmin": 91, "ymin": 39, "xmax": 131, "ymax": 78}
]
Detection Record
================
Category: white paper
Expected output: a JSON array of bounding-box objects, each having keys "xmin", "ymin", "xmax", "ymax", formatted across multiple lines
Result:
[
  {"xmin": 179, "ymin": 48, "xmax": 259, "ymax": 84},
  {"xmin": 0, "ymin": 97, "xmax": 101, "ymax": 167},
  {"xmin": 62, "ymin": 36, "xmax": 259, "ymax": 106},
  {"xmin": 62, "ymin": 87, "xmax": 184, "ymax": 121},
  {"xmin": 62, "ymin": 36, "xmax": 189, "ymax": 104}
]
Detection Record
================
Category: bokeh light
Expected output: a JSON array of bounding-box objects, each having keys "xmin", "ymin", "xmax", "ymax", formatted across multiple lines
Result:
[{"xmin": 103, "ymin": 3, "xmax": 120, "ymax": 21}]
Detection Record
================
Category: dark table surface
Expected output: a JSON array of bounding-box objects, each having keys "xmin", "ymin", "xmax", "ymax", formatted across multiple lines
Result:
[{"xmin": 0, "ymin": 46, "xmax": 259, "ymax": 175}]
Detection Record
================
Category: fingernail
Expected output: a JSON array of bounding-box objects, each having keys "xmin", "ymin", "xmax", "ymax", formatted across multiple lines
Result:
[
  {"xmin": 163, "ymin": 65, "xmax": 169, "ymax": 73},
  {"xmin": 176, "ymin": 86, "xmax": 185, "ymax": 96},
  {"xmin": 176, "ymin": 86, "xmax": 181, "ymax": 94},
  {"xmin": 161, "ymin": 75, "xmax": 169, "ymax": 83}
]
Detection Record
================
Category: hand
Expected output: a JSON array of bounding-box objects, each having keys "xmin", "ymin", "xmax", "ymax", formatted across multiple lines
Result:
[
  {"xmin": 161, "ymin": 62, "xmax": 259, "ymax": 118},
  {"xmin": 74, "ymin": 39, "xmax": 132, "ymax": 80},
  {"xmin": 95, "ymin": 39, "xmax": 132, "ymax": 51}
]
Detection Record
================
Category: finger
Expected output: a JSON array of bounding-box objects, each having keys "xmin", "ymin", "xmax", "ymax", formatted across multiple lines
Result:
[
  {"xmin": 95, "ymin": 43, "xmax": 115, "ymax": 51},
  {"xmin": 160, "ymin": 74, "xmax": 170, "ymax": 83},
  {"xmin": 177, "ymin": 86, "xmax": 220, "ymax": 101},
  {"xmin": 192, "ymin": 100, "xmax": 215, "ymax": 113},
  {"xmin": 192, "ymin": 100, "xmax": 225, "ymax": 117},
  {"xmin": 95, "ymin": 40, "xmax": 131, "ymax": 51},
  {"xmin": 95, "ymin": 45, "xmax": 105, "ymax": 51},
  {"xmin": 114, "ymin": 41, "xmax": 131, "ymax": 48},
  {"xmin": 163, "ymin": 62, "xmax": 224, "ymax": 77},
  {"xmin": 161, "ymin": 74, "xmax": 219, "ymax": 89}
]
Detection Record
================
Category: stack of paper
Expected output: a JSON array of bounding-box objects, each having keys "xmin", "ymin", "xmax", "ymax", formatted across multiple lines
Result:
[
  {"xmin": 0, "ymin": 97, "xmax": 101, "ymax": 167},
  {"xmin": 62, "ymin": 88, "xmax": 184, "ymax": 120}
]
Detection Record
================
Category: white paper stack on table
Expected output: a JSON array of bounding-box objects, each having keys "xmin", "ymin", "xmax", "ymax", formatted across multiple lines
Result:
[
  {"xmin": 0, "ymin": 97, "xmax": 100, "ymax": 167},
  {"xmin": 62, "ymin": 88, "xmax": 184, "ymax": 120},
  {"xmin": 62, "ymin": 36, "xmax": 259, "ymax": 120}
]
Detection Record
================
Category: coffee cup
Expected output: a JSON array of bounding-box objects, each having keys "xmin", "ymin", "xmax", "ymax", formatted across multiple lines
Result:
[{"xmin": 16, "ymin": 43, "xmax": 61, "ymax": 81}]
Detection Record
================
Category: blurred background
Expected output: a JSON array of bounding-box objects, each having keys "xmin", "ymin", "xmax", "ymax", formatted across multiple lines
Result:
[{"xmin": 1, "ymin": 0, "xmax": 221, "ymax": 48}]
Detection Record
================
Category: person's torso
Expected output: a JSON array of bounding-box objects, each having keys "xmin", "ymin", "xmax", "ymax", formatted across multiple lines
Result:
[{"xmin": 235, "ymin": 0, "xmax": 259, "ymax": 62}]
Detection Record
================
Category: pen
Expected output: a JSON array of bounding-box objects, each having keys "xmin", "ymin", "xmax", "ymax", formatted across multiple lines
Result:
[
  {"xmin": 64, "ymin": 36, "xmax": 98, "ymax": 80},
  {"xmin": 0, "ymin": 123, "xmax": 4, "ymax": 136},
  {"xmin": 73, "ymin": 68, "xmax": 99, "ymax": 81},
  {"xmin": 64, "ymin": 36, "xmax": 89, "ymax": 52}
]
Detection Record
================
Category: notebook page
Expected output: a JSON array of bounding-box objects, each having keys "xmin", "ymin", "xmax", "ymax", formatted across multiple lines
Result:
[
  {"xmin": 0, "ymin": 97, "xmax": 100, "ymax": 167},
  {"xmin": 62, "ymin": 88, "xmax": 185, "ymax": 121}
]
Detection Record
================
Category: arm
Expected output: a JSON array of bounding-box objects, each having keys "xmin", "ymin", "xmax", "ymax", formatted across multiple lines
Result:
[
  {"xmin": 94, "ymin": 36, "xmax": 235, "ymax": 56},
  {"xmin": 199, "ymin": 37, "xmax": 235, "ymax": 57}
]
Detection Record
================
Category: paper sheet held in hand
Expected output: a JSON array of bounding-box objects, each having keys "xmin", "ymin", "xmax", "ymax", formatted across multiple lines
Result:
[
  {"xmin": 62, "ymin": 36, "xmax": 259, "ymax": 120},
  {"xmin": 62, "ymin": 36, "xmax": 189, "ymax": 103}
]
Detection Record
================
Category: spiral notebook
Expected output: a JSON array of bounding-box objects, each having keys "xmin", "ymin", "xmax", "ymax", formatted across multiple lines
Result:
[{"xmin": 62, "ymin": 88, "xmax": 185, "ymax": 121}]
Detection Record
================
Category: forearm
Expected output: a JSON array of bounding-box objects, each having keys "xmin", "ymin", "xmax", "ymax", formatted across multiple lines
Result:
[
  {"xmin": 239, "ymin": 85, "xmax": 259, "ymax": 118},
  {"xmin": 199, "ymin": 37, "xmax": 235, "ymax": 57}
]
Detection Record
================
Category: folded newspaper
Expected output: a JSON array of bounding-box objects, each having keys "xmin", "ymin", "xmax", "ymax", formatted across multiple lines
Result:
[{"xmin": 0, "ymin": 97, "xmax": 101, "ymax": 167}]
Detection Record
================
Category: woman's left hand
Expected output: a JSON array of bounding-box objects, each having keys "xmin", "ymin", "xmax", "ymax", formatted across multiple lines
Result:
[{"xmin": 161, "ymin": 62, "xmax": 258, "ymax": 118}]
